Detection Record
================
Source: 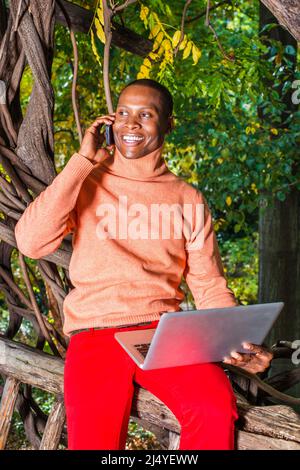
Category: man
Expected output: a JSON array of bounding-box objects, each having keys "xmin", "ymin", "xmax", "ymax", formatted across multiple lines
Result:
[{"xmin": 15, "ymin": 79, "xmax": 272, "ymax": 450}]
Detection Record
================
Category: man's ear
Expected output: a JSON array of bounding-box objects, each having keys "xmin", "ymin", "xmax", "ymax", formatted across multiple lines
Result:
[{"xmin": 166, "ymin": 115, "xmax": 175, "ymax": 134}]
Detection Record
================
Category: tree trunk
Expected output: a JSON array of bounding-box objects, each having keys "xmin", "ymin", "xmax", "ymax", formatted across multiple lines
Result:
[
  {"xmin": 260, "ymin": 0, "xmax": 300, "ymax": 41},
  {"xmin": 259, "ymin": 189, "xmax": 300, "ymax": 344},
  {"xmin": 258, "ymin": 2, "xmax": 300, "ymax": 405},
  {"xmin": 258, "ymin": 2, "xmax": 299, "ymax": 345}
]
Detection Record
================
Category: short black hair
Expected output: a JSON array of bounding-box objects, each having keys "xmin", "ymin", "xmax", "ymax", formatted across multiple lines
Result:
[{"xmin": 119, "ymin": 78, "xmax": 173, "ymax": 118}]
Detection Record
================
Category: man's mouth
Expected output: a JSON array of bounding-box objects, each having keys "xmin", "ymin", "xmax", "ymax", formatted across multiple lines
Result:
[{"xmin": 121, "ymin": 134, "xmax": 145, "ymax": 146}]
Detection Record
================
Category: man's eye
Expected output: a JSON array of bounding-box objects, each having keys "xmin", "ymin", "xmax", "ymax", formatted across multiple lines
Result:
[{"xmin": 117, "ymin": 111, "xmax": 151, "ymax": 118}]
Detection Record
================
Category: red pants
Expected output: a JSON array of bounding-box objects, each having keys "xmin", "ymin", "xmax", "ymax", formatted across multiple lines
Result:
[{"xmin": 64, "ymin": 320, "xmax": 239, "ymax": 450}]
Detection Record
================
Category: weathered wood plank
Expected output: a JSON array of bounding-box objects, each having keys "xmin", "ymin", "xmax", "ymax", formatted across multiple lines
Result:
[
  {"xmin": 0, "ymin": 335, "xmax": 64, "ymax": 395},
  {"xmin": 237, "ymin": 402, "xmax": 300, "ymax": 443},
  {"xmin": 237, "ymin": 430, "xmax": 300, "ymax": 450},
  {"xmin": 0, "ymin": 376, "xmax": 20, "ymax": 449},
  {"xmin": 168, "ymin": 431, "xmax": 180, "ymax": 450},
  {"xmin": 39, "ymin": 399, "xmax": 66, "ymax": 450}
]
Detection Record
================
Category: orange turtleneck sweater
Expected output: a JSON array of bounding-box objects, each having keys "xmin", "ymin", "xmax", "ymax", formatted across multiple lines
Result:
[{"xmin": 14, "ymin": 143, "xmax": 238, "ymax": 337}]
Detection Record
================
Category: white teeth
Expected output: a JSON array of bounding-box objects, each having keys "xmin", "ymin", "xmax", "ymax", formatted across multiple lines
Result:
[{"xmin": 122, "ymin": 135, "xmax": 144, "ymax": 142}]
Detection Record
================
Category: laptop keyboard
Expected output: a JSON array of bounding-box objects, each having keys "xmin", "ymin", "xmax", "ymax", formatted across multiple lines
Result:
[{"xmin": 134, "ymin": 343, "xmax": 150, "ymax": 359}]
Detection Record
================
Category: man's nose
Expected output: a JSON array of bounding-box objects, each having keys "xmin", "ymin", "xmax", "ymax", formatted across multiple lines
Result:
[{"xmin": 125, "ymin": 116, "xmax": 141, "ymax": 129}]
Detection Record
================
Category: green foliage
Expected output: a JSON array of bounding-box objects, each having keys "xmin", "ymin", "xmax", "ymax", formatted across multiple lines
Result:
[
  {"xmin": 127, "ymin": 420, "xmax": 161, "ymax": 449},
  {"xmin": 220, "ymin": 233, "xmax": 259, "ymax": 305},
  {"xmin": 31, "ymin": 387, "xmax": 56, "ymax": 414}
]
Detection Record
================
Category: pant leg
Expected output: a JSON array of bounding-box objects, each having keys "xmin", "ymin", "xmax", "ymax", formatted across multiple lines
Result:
[
  {"xmin": 63, "ymin": 327, "xmax": 136, "ymax": 450},
  {"xmin": 133, "ymin": 361, "xmax": 239, "ymax": 450},
  {"xmin": 63, "ymin": 320, "xmax": 160, "ymax": 450}
]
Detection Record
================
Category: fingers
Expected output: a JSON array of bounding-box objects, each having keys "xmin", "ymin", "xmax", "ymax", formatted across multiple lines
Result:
[
  {"xmin": 93, "ymin": 114, "xmax": 116, "ymax": 125},
  {"xmin": 242, "ymin": 342, "xmax": 274, "ymax": 363},
  {"xmin": 89, "ymin": 113, "xmax": 116, "ymax": 130},
  {"xmin": 242, "ymin": 342, "xmax": 263, "ymax": 354},
  {"xmin": 222, "ymin": 342, "xmax": 273, "ymax": 374},
  {"xmin": 223, "ymin": 352, "xmax": 252, "ymax": 367},
  {"xmin": 222, "ymin": 354, "xmax": 266, "ymax": 373}
]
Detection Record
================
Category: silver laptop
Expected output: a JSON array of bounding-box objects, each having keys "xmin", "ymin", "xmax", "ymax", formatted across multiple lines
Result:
[{"xmin": 114, "ymin": 302, "xmax": 284, "ymax": 370}]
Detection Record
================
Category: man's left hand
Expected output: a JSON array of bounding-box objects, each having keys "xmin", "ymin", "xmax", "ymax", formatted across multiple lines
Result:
[{"xmin": 222, "ymin": 342, "xmax": 273, "ymax": 374}]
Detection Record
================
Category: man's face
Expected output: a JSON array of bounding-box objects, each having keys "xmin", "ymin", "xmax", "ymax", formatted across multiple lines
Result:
[{"xmin": 112, "ymin": 84, "xmax": 172, "ymax": 159}]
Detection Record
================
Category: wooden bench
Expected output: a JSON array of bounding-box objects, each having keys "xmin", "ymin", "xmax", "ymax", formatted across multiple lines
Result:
[{"xmin": 1, "ymin": 335, "xmax": 300, "ymax": 450}]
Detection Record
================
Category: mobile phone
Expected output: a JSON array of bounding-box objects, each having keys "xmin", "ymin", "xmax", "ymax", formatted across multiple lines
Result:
[{"xmin": 105, "ymin": 124, "xmax": 115, "ymax": 146}]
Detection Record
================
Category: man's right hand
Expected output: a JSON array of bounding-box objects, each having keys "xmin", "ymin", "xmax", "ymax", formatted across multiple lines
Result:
[{"xmin": 78, "ymin": 113, "xmax": 116, "ymax": 163}]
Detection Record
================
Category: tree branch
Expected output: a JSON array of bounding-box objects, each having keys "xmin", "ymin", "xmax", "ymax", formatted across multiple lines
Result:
[
  {"xmin": 185, "ymin": 0, "xmax": 232, "ymax": 24},
  {"xmin": 205, "ymin": 0, "xmax": 235, "ymax": 62},
  {"xmin": 54, "ymin": 0, "xmax": 153, "ymax": 57},
  {"xmin": 113, "ymin": 0, "xmax": 137, "ymax": 13},
  {"xmin": 174, "ymin": 0, "xmax": 193, "ymax": 57},
  {"xmin": 18, "ymin": 253, "xmax": 61, "ymax": 357}
]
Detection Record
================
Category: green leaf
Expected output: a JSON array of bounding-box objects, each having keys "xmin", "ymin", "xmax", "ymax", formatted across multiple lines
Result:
[{"xmin": 276, "ymin": 191, "xmax": 286, "ymax": 201}]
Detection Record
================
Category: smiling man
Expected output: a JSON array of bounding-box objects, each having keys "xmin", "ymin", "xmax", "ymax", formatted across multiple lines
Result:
[
  {"xmin": 113, "ymin": 81, "xmax": 173, "ymax": 158},
  {"xmin": 15, "ymin": 78, "xmax": 273, "ymax": 451}
]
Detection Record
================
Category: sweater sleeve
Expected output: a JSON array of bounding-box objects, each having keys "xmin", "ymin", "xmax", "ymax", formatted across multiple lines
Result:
[
  {"xmin": 183, "ymin": 190, "xmax": 238, "ymax": 308},
  {"xmin": 14, "ymin": 152, "xmax": 95, "ymax": 259}
]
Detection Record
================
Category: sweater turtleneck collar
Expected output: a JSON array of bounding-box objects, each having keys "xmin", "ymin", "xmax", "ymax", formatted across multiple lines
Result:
[{"xmin": 100, "ymin": 142, "xmax": 170, "ymax": 180}]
